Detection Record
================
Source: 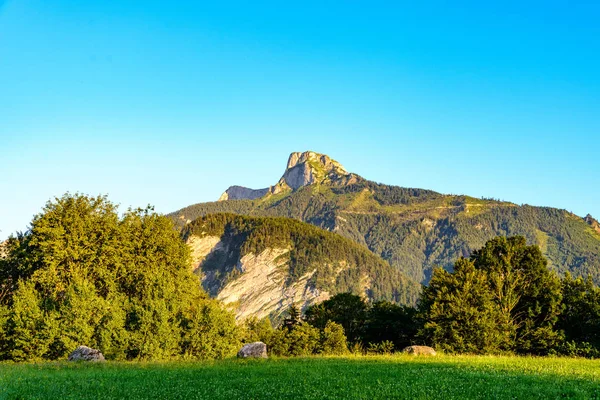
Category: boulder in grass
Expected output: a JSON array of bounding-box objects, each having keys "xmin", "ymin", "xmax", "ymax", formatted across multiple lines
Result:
[
  {"xmin": 402, "ymin": 345, "xmax": 437, "ymax": 356},
  {"xmin": 237, "ymin": 342, "xmax": 268, "ymax": 358},
  {"xmin": 68, "ymin": 346, "xmax": 106, "ymax": 362}
]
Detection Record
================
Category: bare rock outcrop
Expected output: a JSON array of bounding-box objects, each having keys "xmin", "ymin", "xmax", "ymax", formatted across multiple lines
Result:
[
  {"xmin": 585, "ymin": 214, "xmax": 600, "ymax": 234},
  {"xmin": 187, "ymin": 234, "xmax": 331, "ymax": 320},
  {"xmin": 218, "ymin": 186, "xmax": 270, "ymax": 201},
  {"xmin": 68, "ymin": 346, "xmax": 106, "ymax": 362},
  {"xmin": 218, "ymin": 151, "xmax": 362, "ymax": 201},
  {"xmin": 402, "ymin": 345, "xmax": 437, "ymax": 356},
  {"xmin": 237, "ymin": 342, "xmax": 268, "ymax": 358}
]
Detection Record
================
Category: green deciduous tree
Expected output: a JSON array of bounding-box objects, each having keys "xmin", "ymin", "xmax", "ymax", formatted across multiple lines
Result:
[
  {"xmin": 304, "ymin": 293, "xmax": 367, "ymax": 344},
  {"xmin": 242, "ymin": 316, "xmax": 275, "ymax": 344},
  {"xmin": 179, "ymin": 300, "xmax": 241, "ymax": 360},
  {"xmin": 320, "ymin": 321, "xmax": 348, "ymax": 355},
  {"xmin": 363, "ymin": 301, "xmax": 418, "ymax": 351},
  {"xmin": 0, "ymin": 193, "xmax": 240, "ymax": 361},
  {"xmin": 286, "ymin": 322, "xmax": 321, "ymax": 356},
  {"xmin": 250, "ymin": 309, "xmax": 349, "ymax": 356},
  {"xmin": 557, "ymin": 273, "xmax": 600, "ymax": 356},
  {"xmin": 4, "ymin": 281, "xmax": 59, "ymax": 361}
]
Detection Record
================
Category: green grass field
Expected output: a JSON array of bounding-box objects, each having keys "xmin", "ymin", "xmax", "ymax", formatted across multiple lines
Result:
[{"xmin": 1, "ymin": 355, "xmax": 599, "ymax": 399}]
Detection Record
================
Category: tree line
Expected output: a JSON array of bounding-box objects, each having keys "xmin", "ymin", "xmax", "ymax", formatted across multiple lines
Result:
[
  {"xmin": 169, "ymin": 180, "xmax": 600, "ymax": 287},
  {"xmin": 184, "ymin": 213, "xmax": 420, "ymax": 304},
  {"xmin": 0, "ymin": 194, "xmax": 241, "ymax": 361},
  {"xmin": 268, "ymin": 236, "xmax": 600, "ymax": 357},
  {"xmin": 1, "ymin": 193, "xmax": 599, "ymax": 361}
]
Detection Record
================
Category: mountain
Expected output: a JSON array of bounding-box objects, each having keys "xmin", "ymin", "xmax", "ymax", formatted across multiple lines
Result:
[
  {"xmin": 218, "ymin": 151, "xmax": 362, "ymax": 201},
  {"xmin": 170, "ymin": 151, "xmax": 600, "ymax": 285},
  {"xmin": 182, "ymin": 213, "xmax": 420, "ymax": 319}
]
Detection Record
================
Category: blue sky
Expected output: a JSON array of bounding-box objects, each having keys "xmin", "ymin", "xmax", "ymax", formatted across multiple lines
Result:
[{"xmin": 1, "ymin": 0, "xmax": 599, "ymax": 239}]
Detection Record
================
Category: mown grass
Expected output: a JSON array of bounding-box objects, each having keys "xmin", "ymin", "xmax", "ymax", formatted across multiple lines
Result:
[{"xmin": 1, "ymin": 355, "xmax": 599, "ymax": 399}]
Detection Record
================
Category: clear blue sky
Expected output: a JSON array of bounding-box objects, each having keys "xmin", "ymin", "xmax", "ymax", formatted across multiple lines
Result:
[{"xmin": 1, "ymin": 0, "xmax": 599, "ymax": 239}]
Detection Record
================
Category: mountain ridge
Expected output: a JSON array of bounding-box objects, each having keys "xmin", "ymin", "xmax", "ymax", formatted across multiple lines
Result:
[
  {"xmin": 218, "ymin": 151, "xmax": 362, "ymax": 201},
  {"xmin": 182, "ymin": 213, "xmax": 421, "ymax": 319},
  {"xmin": 170, "ymin": 151, "xmax": 600, "ymax": 285}
]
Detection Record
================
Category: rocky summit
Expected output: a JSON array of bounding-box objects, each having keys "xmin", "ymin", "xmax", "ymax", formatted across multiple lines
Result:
[{"xmin": 218, "ymin": 151, "xmax": 361, "ymax": 201}]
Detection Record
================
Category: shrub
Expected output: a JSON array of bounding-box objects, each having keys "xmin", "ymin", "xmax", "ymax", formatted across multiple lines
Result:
[
  {"xmin": 367, "ymin": 341, "xmax": 395, "ymax": 355},
  {"xmin": 320, "ymin": 321, "xmax": 348, "ymax": 355}
]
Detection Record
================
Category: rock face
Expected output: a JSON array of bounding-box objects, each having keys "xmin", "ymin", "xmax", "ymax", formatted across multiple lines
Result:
[
  {"xmin": 402, "ymin": 345, "xmax": 437, "ymax": 356},
  {"xmin": 218, "ymin": 186, "xmax": 269, "ymax": 201},
  {"xmin": 68, "ymin": 346, "xmax": 106, "ymax": 362},
  {"xmin": 188, "ymin": 235, "xmax": 330, "ymax": 320},
  {"xmin": 237, "ymin": 342, "xmax": 268, "ymax": 358},
  {"xmin": 278, "ymin": 151, "xmax": 352, "ymax": 190},
  {"xmin": 218, "ymin": 151, "xmax": 362, "ymax": 201}
]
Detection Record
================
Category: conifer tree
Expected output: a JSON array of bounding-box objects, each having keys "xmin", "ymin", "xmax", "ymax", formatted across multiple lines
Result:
[
  {"xmin": 558, "ymin": 273, "xmax": 600, "ymax": 352},
  {"xmin": 420, "ymin": 258, "xmax": 508, "ymax": 353},
  {"xmin": 420, "ymin": 236, "xmax": 563, "ymax": 355},
  {"xmin": 471, "ymin": 236, "xmax": 563, "ymax": 354}
]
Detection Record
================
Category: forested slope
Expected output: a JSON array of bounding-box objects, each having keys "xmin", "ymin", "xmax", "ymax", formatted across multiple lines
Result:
[
  {"xmin": 171, "ymin": 181, "xmax": 600, "ymax": 284},
  {"xmin": 182, "ymin": 213, "xmax": 421, "ymax": 318}
]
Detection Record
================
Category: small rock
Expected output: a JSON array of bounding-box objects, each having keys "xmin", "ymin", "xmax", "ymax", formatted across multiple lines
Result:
[
  {"xmin": 402, "ymin": 345, "xmax": 437, "ymax": 356},
  {"xmin": 237, "ymin": 342, "xmax": 268, "ymax": 358},
  {"xmin": 68, "ymin": 346, "xmax": 106, "ymax": 362}
]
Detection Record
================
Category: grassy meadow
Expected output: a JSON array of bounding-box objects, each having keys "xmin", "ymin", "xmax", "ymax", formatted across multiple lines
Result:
[{"xmin": 1, "ymin": 355, "xmax": 599, "ymax": 399}]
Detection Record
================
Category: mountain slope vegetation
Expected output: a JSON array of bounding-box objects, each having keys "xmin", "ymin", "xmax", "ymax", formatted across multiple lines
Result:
[
  {"xmin": 170, "ymin": 152, "xmax": 600, "ymax": 284},
  {"xmin": 182, "ymin": 213, "xmax": 421, "ymax": 319}
]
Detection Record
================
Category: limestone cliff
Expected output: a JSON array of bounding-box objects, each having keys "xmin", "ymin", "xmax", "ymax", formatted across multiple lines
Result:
[
  {"xmin": 218, "ymin": 151, "xmax": 362, "ymax": 201},
  {"xmin": 182, "ymin": 213, "xmax": 420, "ymax": 320},
  {"xmin": 218, "ymin": 186, "xmax": 269, "ymax": 201},
  {"xmin": 188, "ymin": 235, "xmax": 331, "ymax": 320}
]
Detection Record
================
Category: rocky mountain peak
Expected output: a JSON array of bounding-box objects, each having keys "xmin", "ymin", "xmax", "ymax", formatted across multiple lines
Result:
[
  {"xmin": 279, "ymin": 151, "xmax": 352, "ymax": 191},
  {"xmin": 219, "ymin": 151, "xmax": 361, "ymax": 201},
  {"xmin": 286, "ymin": 151, "xmax": 347, "ymax": 173}
]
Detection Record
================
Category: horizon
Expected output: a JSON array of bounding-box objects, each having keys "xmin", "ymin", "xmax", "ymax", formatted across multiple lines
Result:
[
  {"xmin": 1, "ymin": 147, "xmax": 595, "ymax": 239},
  {"xmin": 1, "ymin": 1, "xmax": 599, "ymax": 239}
]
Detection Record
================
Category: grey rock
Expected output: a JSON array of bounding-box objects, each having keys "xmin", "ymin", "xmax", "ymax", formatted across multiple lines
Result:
[
  {"xmin": 237, "ymin": 342, "xmax": 268, "ymax": 358},
  {"xmin": 218, "ymin": 151, "xmax": 362, "ymax": 201},
  {"xmin": 68, "ymin": 345, "xmax": 106, "ymax": 362},
  {"xmin": 219, "ymin": 186, "xmax": 269, "ymax": 201},
  {"xmin": 402, "ymin": 345, "xmax": 437, "ymax": 356}
]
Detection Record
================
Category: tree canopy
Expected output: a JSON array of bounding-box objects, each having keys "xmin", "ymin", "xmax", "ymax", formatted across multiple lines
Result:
[
  {"xmin": 420, "ymin": 236, "xmax": 563, "ymax": 354},
  {"xmin": 0, "ymin": 194, "xmax": 240, "ymax": 361}
]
